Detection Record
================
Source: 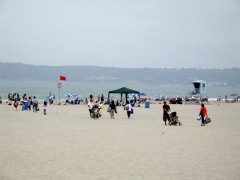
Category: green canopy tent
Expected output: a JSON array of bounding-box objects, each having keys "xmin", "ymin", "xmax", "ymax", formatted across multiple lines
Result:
[{"xmin": 107, "ymin": 87, "xmax": 140, "ymax": 102}]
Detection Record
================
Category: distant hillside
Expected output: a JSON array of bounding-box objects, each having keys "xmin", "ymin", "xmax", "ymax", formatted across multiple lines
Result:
[{"xmin": 0, "ymin": 62, "xmax": 240, "ymax": 86}]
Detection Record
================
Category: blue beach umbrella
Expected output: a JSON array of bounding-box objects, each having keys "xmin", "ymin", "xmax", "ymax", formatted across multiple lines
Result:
[
  {"xmin": 65, "ymin": 94, "xmax": 77, "ymax": 97},
  {"xmin": 139, "ymin": 92, "xmax": 147, "ymax": 96}
]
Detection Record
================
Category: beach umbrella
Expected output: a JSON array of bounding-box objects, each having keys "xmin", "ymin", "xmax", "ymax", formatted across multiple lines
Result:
[
  {"xmin": 128, "ymin": 93, "xmax": 139, "ymax": 98},
  {"xmin": 139, "ymin": 92, "xmax": 147, "ymax": 96},
  {"xmin": 128, "ymin": 94, "xmax": 133, "ymax": 98},
  {"xmin": 140, "ymin": 96, "xmax": 153, "ymax": 101},
  {"xmin": 65, "ymin": 94, "xmax": 77, "ymax": 98}
]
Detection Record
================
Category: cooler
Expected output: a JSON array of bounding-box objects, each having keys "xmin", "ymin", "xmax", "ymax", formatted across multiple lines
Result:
[
  {"xmin": 145, "ymin": 101, "xmax": 150, "ymax": 108},
  {"xmin": 23, "ymin": 101, "xmax": 28, "ymax": 110}
]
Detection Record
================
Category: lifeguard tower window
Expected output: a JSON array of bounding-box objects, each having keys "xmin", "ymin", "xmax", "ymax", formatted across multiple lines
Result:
[{"xmin": 193, "ymin": 83, "xmax": 200, "ymax": 88}]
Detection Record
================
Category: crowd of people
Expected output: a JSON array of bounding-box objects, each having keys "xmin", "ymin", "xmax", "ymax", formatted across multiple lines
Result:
[
  {"xmin": 3, "ymin": 93, "xmax": 47, "ymax": 114},
  {"xmin": 87, "ymin": 94, "xmax": 135, "ymax": 120},
  {"xmin": 1, "ymin": 92, "xmax": 210, "ymax": 126}
]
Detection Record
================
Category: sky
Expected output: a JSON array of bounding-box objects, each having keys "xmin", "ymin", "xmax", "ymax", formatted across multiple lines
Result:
[{"xmin": 0, "ymin": 0, "xmax": 240, "ymax": 69}]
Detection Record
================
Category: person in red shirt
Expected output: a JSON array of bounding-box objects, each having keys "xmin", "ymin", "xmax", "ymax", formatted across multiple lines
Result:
[
  {"xmin": 13, "ymin": 100, "xmax": 18, "ymax": 111},
  {"xmin": 199, "ymin": 103, "xmax": 208, "ymax": 126}
]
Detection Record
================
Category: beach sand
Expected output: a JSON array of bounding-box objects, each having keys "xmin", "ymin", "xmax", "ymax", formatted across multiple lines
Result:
[{"xmin": 0, "ymin": 102, "xmax": 240, "ymax": 180}]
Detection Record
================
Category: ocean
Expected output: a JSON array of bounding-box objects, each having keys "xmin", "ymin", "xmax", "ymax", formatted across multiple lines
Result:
[{"xmin": 0, "ymin": 81, "xmax": 239, "ymax": 101}]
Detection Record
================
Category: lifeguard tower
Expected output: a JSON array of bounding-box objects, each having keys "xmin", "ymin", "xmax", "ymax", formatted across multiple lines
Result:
[{"xmin": 192, "ymin": 80, "xmax": 206, "ymax": 98}]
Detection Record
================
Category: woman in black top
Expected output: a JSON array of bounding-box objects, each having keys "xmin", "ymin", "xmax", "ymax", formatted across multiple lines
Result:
[
  {"xmin": 163, "ymin": 101, "xmax": 171, "ymax": 125},
  {"xmin": 109, "ymin": 100, "xmax": 117, "ymax": 119}
]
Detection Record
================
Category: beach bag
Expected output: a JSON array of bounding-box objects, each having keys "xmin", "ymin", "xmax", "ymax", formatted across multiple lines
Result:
[
  {"xmin": 204, "ymin": 116, "xmax": 211, "ymax": 124},
  {"xmin": 131, "ymin": 108, "xmax": 134, "ymax": 114},
  {"xmin": 107, "ymin": 107, "xmax": 111, "ymax": 112},
  {"xmin": 196, "ymin": 116, "xmax": 201, "ymax": 121}
]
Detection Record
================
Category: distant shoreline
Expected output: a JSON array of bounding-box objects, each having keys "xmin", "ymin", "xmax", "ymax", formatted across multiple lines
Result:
[{"xmin": 1, "ymin": 62, "xmax": 240, "ymax": 86}]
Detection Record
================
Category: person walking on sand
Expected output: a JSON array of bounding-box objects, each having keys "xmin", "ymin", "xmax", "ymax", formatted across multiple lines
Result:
[
  {"xmin": 43, "ymin": 101, "xmax": 47, "ymax": 115},
  {"xmin": 124, "ymin": 100, "xmax": 132, "ymax": 119},
  {"xmin": 88, "ymin": 99, "xmax": 94, "ymax": 117},
  {"xmin": 27, "ymin": 96, "xmax": 32, "ymax": 111},
  {"xmin": 32, "ymin": 96, "xmax": 38, "ymax": 113},
  {"xmin": 199, "ymin": 103, "xmax": 208, "ymax": 126},
  {"xmin": 109, "ymin": 100, "xmax": 117, "ymax": 119},
  {"xmin": 101, "ymin": 94, "xmax": 104, "ymax": 103},
  {"xmin": 163, "ymin": 101, "xmax": 171, "ymax": 125}
]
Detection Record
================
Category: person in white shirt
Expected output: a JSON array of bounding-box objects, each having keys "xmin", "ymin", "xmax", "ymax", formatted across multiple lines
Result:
[
  {"xmin": 32, "ymin": 96, "xmax": 38, "ymax": 113},
  {"xmin": 88, "ymin": 100, "xmax": 94, "ymax": 117},
  {"xmin": 124, "ymin": 100, "xmax": 132, "ymax": 119}
]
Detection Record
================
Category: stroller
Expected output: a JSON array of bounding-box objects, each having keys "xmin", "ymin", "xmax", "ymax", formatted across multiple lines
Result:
[
  {"xmin": 92, "ymin": 104, "xmax": 102, "ymax": 119},
  {"xmin": 169, "ymin": 111, "xmax": 182, "ymax": 126}
]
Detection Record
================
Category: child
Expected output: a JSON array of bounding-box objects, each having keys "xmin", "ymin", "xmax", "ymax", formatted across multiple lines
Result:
[
  {"xmin": 27, "ymin": 97, "xmax": 32, "ymax": 111},
  {"xmin": 13, "ymin": 100, "xmax": 18, "ymax": 111},
  {"xmin": 43, "ymin": 101, "xmax": 47, "ymax": 115}
]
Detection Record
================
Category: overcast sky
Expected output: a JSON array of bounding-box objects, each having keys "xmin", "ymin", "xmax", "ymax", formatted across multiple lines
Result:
[{"xmin": 0, "ymin": 0, "xmax": 239, "ymax": 69}]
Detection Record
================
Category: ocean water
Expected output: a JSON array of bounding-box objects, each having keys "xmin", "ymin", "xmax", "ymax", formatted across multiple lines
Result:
[{"xmin": 0, "ymin": 81, "xmax": 239, "ymax": 101}]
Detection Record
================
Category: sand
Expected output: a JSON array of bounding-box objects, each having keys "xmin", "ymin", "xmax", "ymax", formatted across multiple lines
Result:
[{"xmin": 0, "ymin": 101, "xmax": 240, "ymax": 180}]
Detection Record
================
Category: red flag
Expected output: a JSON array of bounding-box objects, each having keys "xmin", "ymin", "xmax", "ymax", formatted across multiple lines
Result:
[{"xmin": 60, "ymin": 75, "xmax": 66, "ymax": 81}]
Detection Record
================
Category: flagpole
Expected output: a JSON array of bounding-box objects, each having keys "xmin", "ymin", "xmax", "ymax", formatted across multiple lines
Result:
[
  {"xmin": 57, "ymin": 82, "xmax": 62, "ymax": 105},
  {"xmin": 59, "ymin": 86, "xmax": 60, "ymax": 104},
  {"xmin": 58, "ymin": 75, "xmax": 66, "ymax": 105}
]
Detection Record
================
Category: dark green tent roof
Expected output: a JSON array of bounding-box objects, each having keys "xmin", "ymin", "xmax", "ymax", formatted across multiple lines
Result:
[
  {"xmin": 108, "ymin": 87, "xmax": 139, "ymax": 100},
  {"xmin": 108, "ymin": 87, "xmax": 139, "ymax": 94}
]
